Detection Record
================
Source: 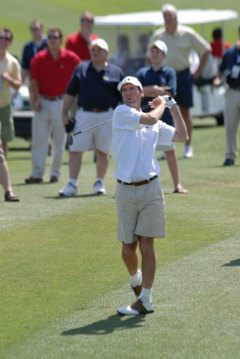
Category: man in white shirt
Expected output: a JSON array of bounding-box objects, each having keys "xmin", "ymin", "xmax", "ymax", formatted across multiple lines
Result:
[{"xmin": 112, "ymin": 76, "xmax": 188, "ymax": 315}]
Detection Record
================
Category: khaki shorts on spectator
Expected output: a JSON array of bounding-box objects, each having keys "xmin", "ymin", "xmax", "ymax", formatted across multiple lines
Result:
[
  {"xmin": 70, "ymin": 108, "xmax": 113, "ymax": 154},
  {"xmin": 115, "ymin": 178, "xmax": 166, "ymax": 244},
  {"xmin": 0, "ymin": 104, "xmax": 15, "ymax": 143}
]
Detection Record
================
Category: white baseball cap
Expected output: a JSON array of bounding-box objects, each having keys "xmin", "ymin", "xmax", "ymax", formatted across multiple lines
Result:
[
  {"xmin": 150, "ymin": 40, "xmax": 168, "ymax": 54},
  {"xmin": 90, "ymin": 38, "xmax": 109, "ymax": 52},
  {"xmin": 117, "ymin": 76, "xmax": 143, "ymax": 92}
]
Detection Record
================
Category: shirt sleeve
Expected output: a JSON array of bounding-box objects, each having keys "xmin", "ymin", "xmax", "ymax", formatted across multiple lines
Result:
[
  {"xmin": 189, "ymin": 28, "xmax": 211, "ymax": 56},
  {"xmin": 157, "ymin": 120, "xmax": 176, "ymax": 146},
  {"xmin": 113, "ymin": 105, "xmax": 142, "ymax": 130},
  {"xmin": 66, "ymin": 64, "xmax": 81, "ymax": 96}
]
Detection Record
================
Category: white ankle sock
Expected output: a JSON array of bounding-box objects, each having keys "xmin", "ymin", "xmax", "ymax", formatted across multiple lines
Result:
[
  {"xmin": 129, "ymin": 269, "xmax": 142, "ymax": 287},
  {"xmin": 140, "ymin": 287, "xmax": 152, "ymax": 308},
  {"xmin": 70, "ymin": 178, "xmax": 77, "ymax": 186},
  {"xmin": 97, "ymin": 178, "xmax": 103, "ymax": 183}
]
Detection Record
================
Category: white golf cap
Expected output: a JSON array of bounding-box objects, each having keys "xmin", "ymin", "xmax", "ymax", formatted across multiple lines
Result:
[
  {"xmin": 117, "ymin": 76, "xmax": 143, "ymax": 92},
  {"xmin": 150, "ymin": 40, "xmax": 168, "ymax": 54},
  {"xmin": 162, "ymin": 4, "xmax": 177, "ymax": 15},
  {"xmin": 90, "ymin": 38, "xmax": 109, "ymax": 52}
]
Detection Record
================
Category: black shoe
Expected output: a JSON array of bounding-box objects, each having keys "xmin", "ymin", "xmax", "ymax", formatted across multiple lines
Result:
[
  {"xmin": 223, "ymin": 159, "xmax": 234, "ymax": 166},
  {"xmin": 5, "ymin": 191, "xmax": 20, "ymax": 202}
]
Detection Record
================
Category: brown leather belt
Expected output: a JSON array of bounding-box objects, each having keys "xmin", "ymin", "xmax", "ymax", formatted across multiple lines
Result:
[
  {"xmin": 42, "ymin": 95, "xmax": 63, "ymax": 101},
  {"xmin": 117, "ymin": 175, "xmax": 158, "ymax": 186},
  {"xmin": 82, "ymin": 107, "xmax": 111, "ymax": 113}
]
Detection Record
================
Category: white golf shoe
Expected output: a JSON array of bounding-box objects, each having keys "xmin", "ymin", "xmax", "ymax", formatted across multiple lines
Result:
[
  {"xmin": 59, "ymin": 182, "xmax": 79, "ymax": 197},
  {"xmin": 93, "ymin": 180, "xmax": 106, "ymax": 195},
  {"xmin": 183, "ymin": 145, "xmax": 194, "ymax": 158},
  {"xmin": 117, "ymin": 298, "xmax": 154, "ymax": 316}
]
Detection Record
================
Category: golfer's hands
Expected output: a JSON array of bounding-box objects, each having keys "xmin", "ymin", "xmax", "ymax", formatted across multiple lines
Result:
[
  {"xmin": 148, "ymin": 95, "xmax": 166, "ymax": 109},
  {"xmin": 162, "ymin": 95, "xmax": 177, "ymax": 109}
]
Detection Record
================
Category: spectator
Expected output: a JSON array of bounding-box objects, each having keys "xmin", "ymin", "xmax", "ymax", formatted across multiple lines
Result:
[
  {"xmin": 213, "ymin": 26, "xmax": 240, "ymax": 167},
  {"xmin": 137, "ymin": 40, "xmax": 188, "ymax": 194},
  {"xmin": 65, "ymin": 11, "xmax": 99, "ymax": 61},
  {"xmin": 21, "ymin": 19, "xmax": 47, "ymax": 85},
  {"xmin": 151, "ymin": 4, "xmax": 211, "ymax": 158},
  {"xmin": 110, "ymin": 34, "xmax": 131, "ymax": 73},
  {"xmin": 0, "ymin": 28, "xmax": 22, "ymax": 157},
  {"xmin": 211, "ymin": 28, "xmax": 231, "ymax": 60},
  {"xmin": 133, "ymin": 33, "xmax": 149, "ymax": 58},
  {"xmin": 25, "ymin": 28, "xmax": 81, "ymax": 184},
  {"xmin": 0, "ymin": 122, "xmax": 19, "ymax": 201},
  {"xmin": 59, "ymin": 38, "xmax": 124, "ymax": 197}
]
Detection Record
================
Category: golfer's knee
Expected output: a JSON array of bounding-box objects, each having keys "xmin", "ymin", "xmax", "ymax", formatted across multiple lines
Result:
[
  {"xmin": 122, "ymin": 242, "xmax": 137, "ymax": 258},
  {"xmin": 139, "ymin": 237, "xmax": 154, "ymax": 255}
]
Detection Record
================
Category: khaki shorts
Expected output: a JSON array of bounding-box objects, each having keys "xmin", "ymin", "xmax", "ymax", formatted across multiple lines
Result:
[
  {"xmin": 0, "ymin": 104, "xmax": 15, "ymax": 143},
  {"xmin": 70, "ymin": 108, "xmax": 113, "ymax": 154},
  {"xmin": 114, "ymin": 178, "xmax": 166, "ymax": 244}
]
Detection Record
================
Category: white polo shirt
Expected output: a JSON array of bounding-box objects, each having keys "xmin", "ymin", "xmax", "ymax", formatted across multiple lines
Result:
[{"xmin": 112, "ymin": 104, "xmax": 175, "ymax": 183}]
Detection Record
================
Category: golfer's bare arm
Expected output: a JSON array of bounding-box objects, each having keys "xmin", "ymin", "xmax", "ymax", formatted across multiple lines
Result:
[
  {"xmin": 62, "ymin": 94, "xmax": 75, "ymax": 126},
  {"xmin": 171, "ymin": 104, "xmax": 188, "ymax": 142},
  {"xmin": 140, "ymin": 97, "xmax": 166, "ymax": 125}
]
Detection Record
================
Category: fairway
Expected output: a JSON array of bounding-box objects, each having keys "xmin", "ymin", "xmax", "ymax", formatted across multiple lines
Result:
[
  {"xmin": 1, "ymin": 0, "xmax": 240, "ymax": 357},
  {"xmin": 1, "ymin": 119, "xmax": 240, "ymax": 358}
]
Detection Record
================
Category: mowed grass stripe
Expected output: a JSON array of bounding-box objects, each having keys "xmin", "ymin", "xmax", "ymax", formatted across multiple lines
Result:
[{"xmin": 1, "ymin": 235, "xmax": 240, "ymax": 359}]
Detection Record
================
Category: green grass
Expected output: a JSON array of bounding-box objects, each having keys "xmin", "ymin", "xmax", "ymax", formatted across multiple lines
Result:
[
  {"xmin": 1, "ymin": 1, "xmax": 240, "ymax": 357},
  {"xmin": 0, "ymin": 118, "xmax": 240, "ymax": 358}
]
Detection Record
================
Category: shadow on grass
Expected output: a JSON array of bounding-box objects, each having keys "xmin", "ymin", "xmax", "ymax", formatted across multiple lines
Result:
[
  {"xmin": 61, "ymin": 314, "xmax": 145, "ymax": 336},
  {"xmin": 222, "ymin": 258, "xmax": 240, "ymax": 267},
  {"xmin": 44, "ymin": 193, "xmax": 102, "ymax": 199}
]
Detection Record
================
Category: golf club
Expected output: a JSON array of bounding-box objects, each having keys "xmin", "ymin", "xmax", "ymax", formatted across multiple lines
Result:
[
  {"xmin": 68, "ymin": 104, "xmax": 153, "ymax": 146},
  {"xmin": 69, "ymin": 119, "xmax": 112, "ymax": 145}
]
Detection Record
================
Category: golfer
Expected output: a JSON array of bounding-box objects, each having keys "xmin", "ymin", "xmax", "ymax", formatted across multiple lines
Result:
[{"xmin": 112, "ymin": 76, "xmax": 188, "ymax": 315}]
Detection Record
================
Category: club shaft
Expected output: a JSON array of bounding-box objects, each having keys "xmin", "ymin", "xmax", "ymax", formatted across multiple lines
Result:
[
  {"xmin": 73, "ymin": 119, "xmax": 112, "ymax": 136},
  {"xmin": 72, "ymin": 104, "xmax": 151, "ymax": 137}
]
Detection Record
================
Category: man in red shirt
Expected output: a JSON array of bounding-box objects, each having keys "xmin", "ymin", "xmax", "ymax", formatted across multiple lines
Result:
[
  {"xmin": 65, "ymin": 11, "xmax": 99, "ymax": 61},
  {"xmin": 211, "ymin": 28, "xmax": 231, "ymax": 59},
  {"xmin": 25, "ymin": 28, "xmax": 81, "ymax": 184}
]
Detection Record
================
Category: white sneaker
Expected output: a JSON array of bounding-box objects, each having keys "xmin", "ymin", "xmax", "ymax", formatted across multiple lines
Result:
[
  {"xmin": 183, "ymin": 145, "xmax": 194, "ymax": 158},
  {"xmin": 93, "ymin": 180, "xmax": 106, "ymax": 195},
  {"xmin": 59, "ymin": 182, "xmax": 79, "ymax": 197},
  {"xmin": 117, "ymin": 298, "xmax": 154, "ymax": 316}
]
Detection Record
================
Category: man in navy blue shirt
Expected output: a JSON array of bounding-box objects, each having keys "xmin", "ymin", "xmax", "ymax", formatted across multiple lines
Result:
[
  {"xmin": 59, "ymin": 38, "xmax": 125, "ymax": 196},
  {"xmin": 21, "ymin": 20, "xmax": 47, "ymax": 84},
  {"xmin": 137, "ymin": 40, "xmax": 188, "ymax": 193},
  {"xmin": 214, "ymin": 27, "xmax": 240, "ymax": 166}
]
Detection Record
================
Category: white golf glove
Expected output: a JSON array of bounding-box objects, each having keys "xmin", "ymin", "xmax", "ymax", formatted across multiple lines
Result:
[{"xmin": 162, "ymin": 95, "xmax": 177, "ymax": 109}]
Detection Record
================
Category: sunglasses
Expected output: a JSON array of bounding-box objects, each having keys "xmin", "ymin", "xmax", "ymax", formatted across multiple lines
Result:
[
  {"xmin": 47, "ymin": 35, "xmax": 61, "ymax": 40},
  {"xmin": 31, "ymin": 27, "xmax": 41, "ymax": 32},
  {"xmin": 81, "ymin": 18, "xmax": 94, "ymax": 24},
  {"xmin": 0, "ymin": 36, "xmax": 11, "ymax": 41}
]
